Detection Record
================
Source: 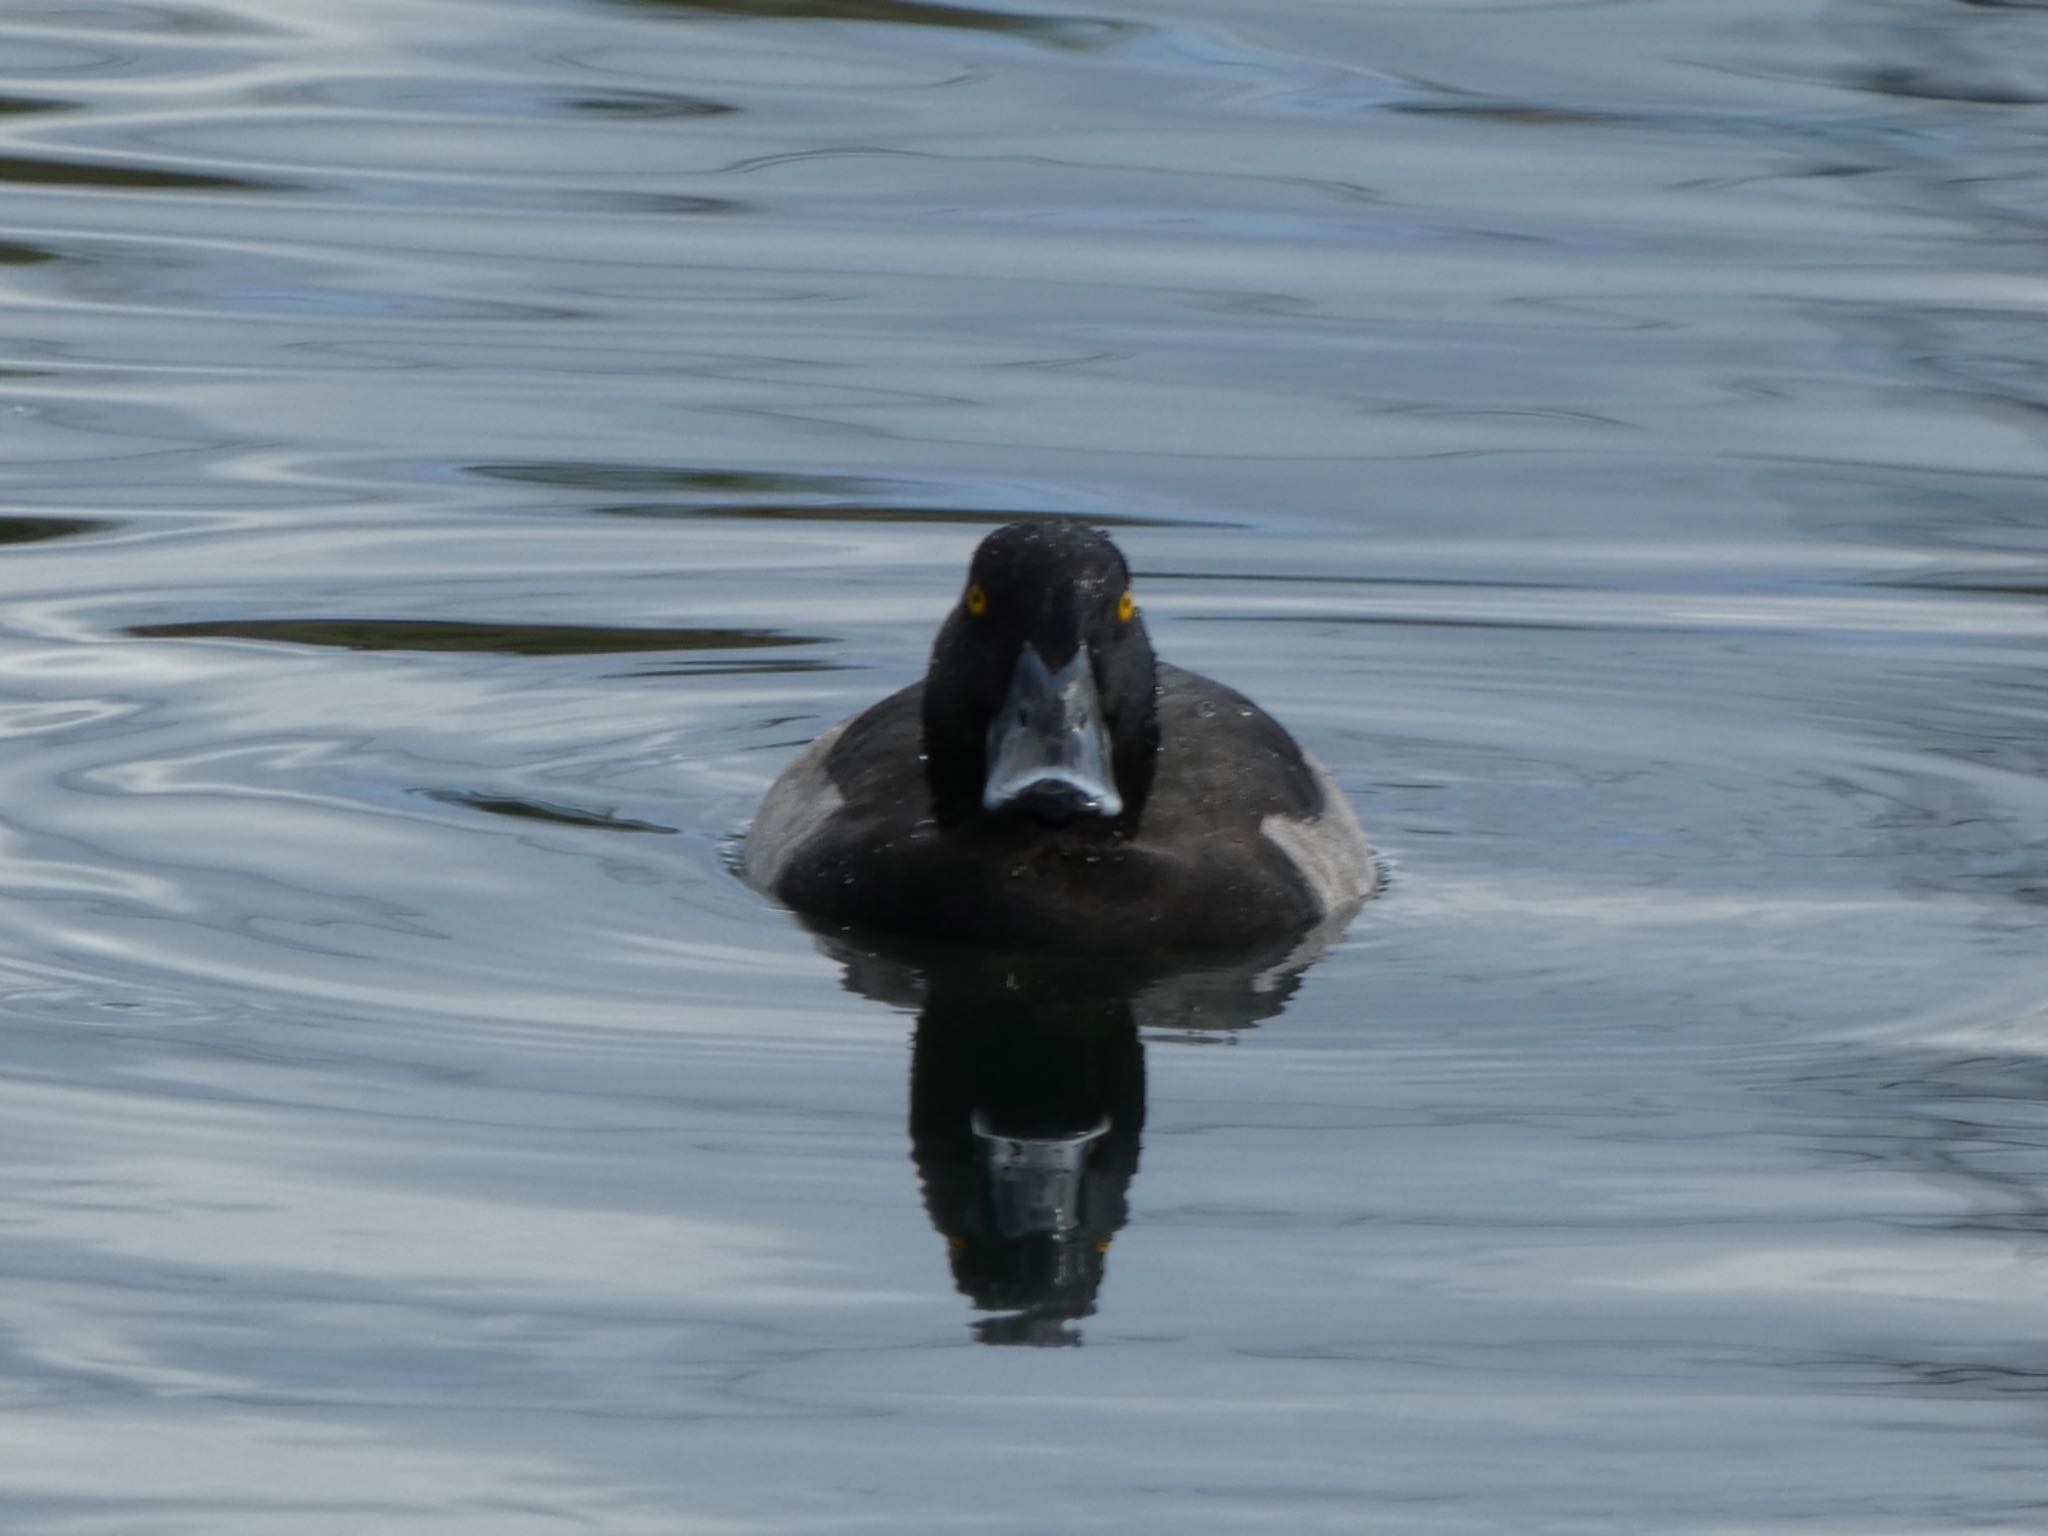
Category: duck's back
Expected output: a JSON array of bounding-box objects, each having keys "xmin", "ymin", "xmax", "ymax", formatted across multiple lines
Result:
[{"xmin": 745, "ymin": 663, "xmax": 1371, "ymax": 952}]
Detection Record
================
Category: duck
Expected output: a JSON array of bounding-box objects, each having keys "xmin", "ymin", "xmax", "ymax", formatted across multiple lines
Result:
[{"xmin": 744, "ymin": 521, "xmax": 1373, "ymax": 954}]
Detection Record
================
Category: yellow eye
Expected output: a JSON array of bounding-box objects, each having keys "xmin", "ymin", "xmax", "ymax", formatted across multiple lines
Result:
[
  {"xmin": 966, "ymin": 583, "xmax": 988, "ymax": 617},
  {"xmin": 1117, "ymin": 589, "xmax": 1136, "ymax": 623}
]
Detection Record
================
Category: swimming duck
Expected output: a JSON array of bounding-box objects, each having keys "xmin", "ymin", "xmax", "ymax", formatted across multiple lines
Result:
[{"xmin": 744, "ymin": 521, "xmax": 1372, "ymax": 953}]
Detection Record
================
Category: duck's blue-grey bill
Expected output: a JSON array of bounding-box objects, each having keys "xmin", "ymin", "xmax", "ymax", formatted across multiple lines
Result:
[{"xmin": 982, "ymin": 641, "xmax": 1123, "ymax": 817}]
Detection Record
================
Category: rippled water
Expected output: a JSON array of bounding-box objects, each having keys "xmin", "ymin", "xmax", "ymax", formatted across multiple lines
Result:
[{"xmin": 3, "ymin": 0, "xmax": 2047, "ymax": 1529}]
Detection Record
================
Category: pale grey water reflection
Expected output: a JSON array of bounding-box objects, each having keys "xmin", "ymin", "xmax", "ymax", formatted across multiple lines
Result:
[{"xmin": 1, "ymin": 0, "xmax": 2047, "ymax": 1529}]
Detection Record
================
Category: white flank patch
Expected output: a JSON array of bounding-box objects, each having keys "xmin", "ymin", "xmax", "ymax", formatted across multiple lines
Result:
[
  {"xmin": 1259, "ymin": 752, "xmax": 1374, "ymax": 918},
  {"xmin": 742, "ymin": 721, "xmax": 848, "ymax": 893}
]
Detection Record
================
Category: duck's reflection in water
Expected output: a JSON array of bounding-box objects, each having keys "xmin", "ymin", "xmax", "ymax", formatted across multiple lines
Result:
[
  {"xmin": 911, "ymin": 971, "xmax": 1142, "ymax": 1346},
  {"xmin": 824, "ymin": 928, "xmax": 1347, "ymax": 1346}
]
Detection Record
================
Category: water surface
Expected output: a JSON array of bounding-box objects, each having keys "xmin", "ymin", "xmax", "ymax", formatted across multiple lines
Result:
[{"xmin": 1, "ymin": 0, "xmax": 2046, "ymax": 1529}]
